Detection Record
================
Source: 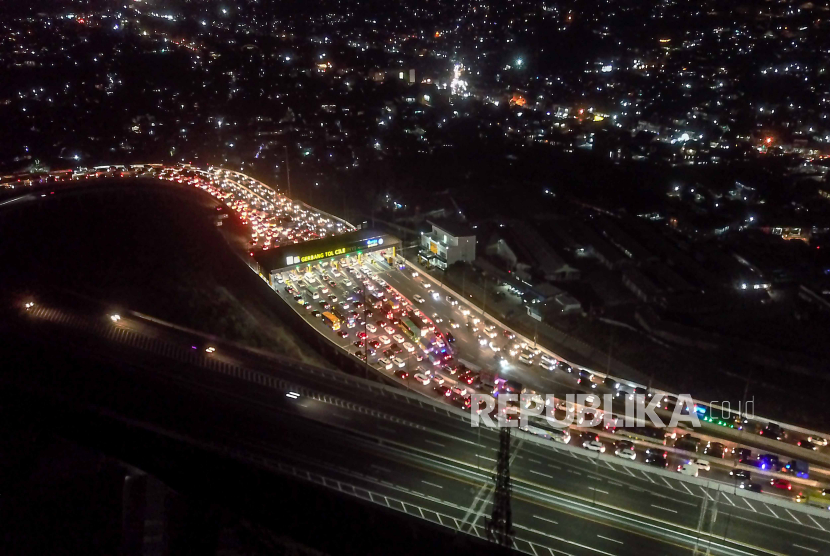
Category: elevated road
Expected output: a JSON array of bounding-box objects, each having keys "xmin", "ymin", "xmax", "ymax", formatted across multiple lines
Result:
[{"xmin": 4, "ymin": 296, "xmax": 830, "ymax": 555}]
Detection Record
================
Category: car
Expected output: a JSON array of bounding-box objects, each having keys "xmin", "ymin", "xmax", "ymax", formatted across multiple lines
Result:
[
  {"xmin": 692, "ymin": 459, "xmax": 711, "ymax": 471},
  {"xmin": 393, "ymin": 334, "xmax": 405, "ymax": 344},
  {"xmin": 319, "ymin": 301, "xmax": 331, "ymax": 310},
  {"xmin": 376, "ymin": 320, "xmax": 387, "ymax": 328},
  {"xmin": 489, "ymin": 341, "xmax": 500, "ymax": 352},
  {"xmin": 384, "ymin": 325, "xmax": 396, "ymax": 335},
  {"xmin": 733, "ymin": 447, "xmax": 752, "ymax": 463},
  {"xmin": 353, "ymin": 350, "xmax": 366, "ymax": 361},
  {"xmin": 770, "ymin": 478, "xmax": 792, "ymax": 491},
  {"xmin": 615, "ymin": 440, "xmax": 635, "ymax": 451},
  {"xmin": 337, "ymin": 330, "xmax": 349, "ymax": 338},
  {"xmin": 389, "ymin": 344, "xmax": 403, "ymax": 355},
  {"xmin": 615, "ymin": 448, "xmax": 637, "ymax": 460},
  {"xmin": 758, "ymin": 453, "xmax": 781, "ymax": 471},
  {"xmin": 353, "ymin": 340, "xmax": 365, "ymax": 348},
  {"xmin": 422, "ymin": 281, "xmax": 432, "ymax": 289},
  {"xmin": 434, "ymin": 385, "xmax": 452, "ymax": 397},
  {"xmin": 382, "ymin": 349, "xmax": 394, "ymax": 358},
  {"xmin": 808, "ymin": 436, "xmax": 828, "ymax": 447},
  {"xmin": 378, "ymin": 335, "xmax": 391, "ymax": 345},
  {"xmin": 432, "ymin": 313, "xmax": 443, "ymax": 323},
  {"xmin": 503, "ymin": 330, "xmax": 516, "ymax": 340},
  {"xmin": 393, "ymin": 357, "xmax": 406, "ymax": 368},
  {"xmin": 378, "ymin": 357, "xmax": 393, "ymax": 370},
  {"xmin": 677, "ymin": 464, "xmax": 700, "ymax": 477},
  {"xmin": 328, "ymin": 294, "xmax": 338, "ymax": 302},
  {"xmin": 328, "ymin": 280, "xmax": 337, "ymax": 288},
  {"xmin": 414, "ymin": 373, "xmax": 431, "ymax": 385},
  {"xmin": 741, "ymin": 482, "xmax": 763, "ymax": 493},
  {"xmin": 369, "ymin": 339, "xmax": 381, "ymax": 349},
  {"xmin": 413, "ymin": 294, "xmax": 425, "ymax": 304},
  {"xmin": 403, "ymin": 342, "xmax": 415, "ymax": 352},
  {"xmin": 392, "ymin": 369, "xmax": 408, "ymax": 379},
  {"xmin": 644, "ymin": 455, "xmax": 668, "ymax": 468},
  {"xmin": 582, "ymin": 440, "xmax": 606, "ymax": 453},
  {"xmin": 760, "ymin": 423, "xmax": 785, "ymax": 440},
  {"xmin": 703, "ymin": 442, "xmax": 726, "ymax": 458},
  {"xmin": 366, "ymin": 323, "xmax": 377, "ymax": 333},
  {"xmin": 431, "ymin": 374, "xmax": 445, "ymax": 385},
  {"xmin": 730, "ymin": 469, "xmax": 752, "ymax": 481},
  {"xmin": 446, "ymin": 295, "xmax": 458, "ymax": 305},
  {"xmin": 311, "ymin": 310, "xmax": 321, "ymax": 317},
  {"xmin": 446, "ymin": 332, "xmax": 455, "ymax": 343},
  {"xmin": 449, "ymin": 319, "xmax": 459, "ymax": 328}
]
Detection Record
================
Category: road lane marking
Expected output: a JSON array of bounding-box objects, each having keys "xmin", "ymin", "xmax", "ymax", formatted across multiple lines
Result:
[
  {"xmin": 792, "ymin": 545, "xmax": 818, "ymax": 553},
  {"xmin": 785, "ymin": 509, "xmax": 802, "ymax": 524},
  {"xmin": 678, "ymin": 482, "xmax": 694, "ymax": 495},
  {"xmin": 596, "ymin": 535, "xmax": 623, "ymax": 545},
  {"xmin": 530, "ymin": 470, "xmax": 554, "ymax": 479},
  {"xmin": 660, "ymin": 477, "xmax": 675, "ymax": 489},
  {"xmin": 742, "ymin": 498, "xmax": 756, "ymax": 512},
  {"xmin": 764, "ymin": 504, "xmax": 779, "ymax": 519},
  {"xmin": 370, "ymin": 464, "xmax": 390, "ymax": 473},
  {"xmin": 421, "ymin": 480, "xmax": 443, "ymax": 489},
  {"xmin": 567, "ymin": 469, "xmax": 581, "ymax": 476},
  {"xmin": 588, "ymin": 487, "xmax": 609, "ymax": 494},
  {"xmin": 651, "ymin": 505, "xmax": 678, "ymax": 514},
  {"xmin": 608, "ymin": 480, "xmax": 623, "ymax": 487},
  {"xmin": 425, "ymin": 439, "xmax": 445, "ymax": 447},
  {"xmin": 477, "ymin": 454, "xmax": 496, "ymax": 462},
  {"xmin": 698, "ymin": 486, "xmax": 715, "ymax": 501},
  {"xmin": 529, "ymin": 458, "xmax": 542, "ymax": 464},
  {"xmin": 721, "ymin": 492, "xmax": 736, "ymax": 507},
  {"xmin": 548, "ymin": 464, "xmax": 562, "ymax": 470},
  {"xmin": 377, "ymin": 425, "xmax": 395, "ymax": 432},
  {"xmin": 622, "ymin": 466, "xmax": 636, "ymax": 477},
  {"xmin": 532, "ymin": 515, "xmax": 558, "ymax": 525},
  {"xmin": 807, "ymin": 515, "xmax": 826, "ymax": 530},
  {"xmin": 640, "ymin": 471, "xmax": 656, "ymax": 483}
]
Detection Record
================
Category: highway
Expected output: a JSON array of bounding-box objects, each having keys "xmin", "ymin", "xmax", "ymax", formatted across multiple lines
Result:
[{"xmin": 9, "ymin": 296, "xmax": 830, "ymax": 556}]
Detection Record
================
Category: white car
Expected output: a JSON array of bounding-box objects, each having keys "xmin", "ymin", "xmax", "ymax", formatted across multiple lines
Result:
[
  {"xmin": 808, "ymin": 436, "xmax": 828, "ymax": 447},
  {"xmin": 692, "ymin": 459, "xmax": 711, "ymax": 471},
  {"xmin": 366, "ymin": 323, "xmax": 377, "ymax": 333},
  {"xmin": 378, "ymin": 357, "xmax": 393, "ymax": 370},
  {"xmin": 677, "ymin": 463, "xmax": 699, "ymax": 477},
  {"xmin": 431, "ymin": 313, "xmax": 443, "ymax": 323},
  {"xmin": 414, "ymin": 373, "xmax": 430, "ymax": 385},
  {"xmin": 489, "ymin": 341, "xmax": 501, "ymax": 352},
  {"xmin": 422, "ymin": 281, "xmax": 432, "ymax": 289},
  {"xmin": 393, "ymin": 357, "xmax": 406, "ymax": 368},
  {"xmin": 459, "ymin": 307, "xmax": 470, "ymax": 316},
  {"xmin": 393, "ymin": 334, "xmax": 405, "ymax": 344},
  {"xmin": 431, "ymin": 374, "xmax": 445, "ymax": 385},
  {"xmin": 583, "ymin": 440, "xmax": 606, "ymax": 453},
  {"xmin": 384, "ymin": 326, "xmax": 396, "ymax": 335},
  {"xmin": 449, "ymin": 319, "xmax": 459, "ymax": 328},
  {"xmin": 413, "ymin": 294, "xmax": 425, "ymax": 304},
  {"xmin": 403, "ymin": 342, "xmax": 415, "ymax": 353},
  {"xmin": 431, "ymin": 291, "xmax": 441, "ymax": 300},
  {"xmin": 376, "ymin": 278, "xmax": 386, "ymax": 286},
  {"xmin": 379, "ymin": 335, "xmax": 391, "ymax": 345},
  {"xmin": 615, "ymin": 448, "xmax": 636, "ymax": 460},
  {"xmin": 446, "ymin": 295, "xmax": 458, "ymax": 306}
]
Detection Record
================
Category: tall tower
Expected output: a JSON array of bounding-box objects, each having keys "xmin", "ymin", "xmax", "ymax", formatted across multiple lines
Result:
[{"xmin": 486, "ymin": 426, "xmax": 514, "ymax": 550}]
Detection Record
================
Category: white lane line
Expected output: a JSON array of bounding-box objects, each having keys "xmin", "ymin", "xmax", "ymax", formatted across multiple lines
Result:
[
  {"xmin": 785, "ymin": 509, "xmax": 802, "ymax": 524},
  {"xmin": 530, "ymin": 470, "xmax": 554, "ymax": 479},
  {"xmin": 721, "ymin": 492, "xmax": 736, "ymax": 507},
  {"xmin": 698, "ymin": 486, "xmax": 715, "ymax": 501},
  {"xmin": 529, "ymin": 458, "xmax": 542, "ymax": 464},
  {"xmin": 567, "ymin": 469, "xmax": 581, "ymax": 476},
  {"xmin": 370, "ymin": 464, "xmax": 390, "ymax": 473},
  {"xmin": 678, "ymin": 481, "xmax": 694, "ymax": 495},
  {"xmin": 425, "ymin": 439, "xmax": 445, "ymax": 447},
  {"xmin": 377, "ymin": 425, "xmax": 395, "ymax": 432},
  {"xmin": 807, "ymin": 515, "xmax": 826, "ymax": 531},
  {"xmin": 596, "ymin": 535, "xmax": 624, "ymax": 545},
  {"xmin": 533, "ymin": 515, "xmax": 558, "ymax": 525},
  {"xmin": 477, "ymin": 454, "xmax": 496, "ymax": 462},
  {"xmin": 764, "ymin": 504, "xmax": 779, "ymax": 519},
  {"xmin": 622, "ymin": 466, "xmax": 636, "ymax": 477},
  {"xmin": 651, "ymin": 505, "xmax": 678, "ymax": 514},
  {"xmin": 742, "ymin": 498, "xmax": 757, "ymax": 512},
  {"xmin": 640, "ymin": 471, "xmax": 656, "ymax": 483},
  {"xmin": 660, "ymin": 477, "xmax": 675, "ymax": 489},
  {"xmin": 608, "ymin": 480, "xmax": 624, "ymax": 487},
  {"xmin": 548, "ymin": 464, "xmax": 562, "ymax": 470},
  {"xmin": 588, "ymin": 487, "xmax": 609, "ymax": 494},
  {"xmin": 422, "ymin": 480, "xmax": 443, "ymax": 489},
  {"xmin": 604, "ymin": 461, "xmax": 617, "ymax": 471},
  {"xmin": 792, "ymin": 544, "xmax": 819, "ymax": 553}
]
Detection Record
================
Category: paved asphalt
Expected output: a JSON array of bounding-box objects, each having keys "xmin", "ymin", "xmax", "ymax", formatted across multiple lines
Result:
[{"xmin": 6, "ymin": 299, "xmax": 830, "ymax": 556}]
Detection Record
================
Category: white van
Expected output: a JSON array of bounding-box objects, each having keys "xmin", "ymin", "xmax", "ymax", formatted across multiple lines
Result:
[
  {"xmin": 518, "ymin": 354, "xmax": 533, "ymax": 366},
  {"xmin": 677, "ymin": 463, "xmax": 700, "ymax": 477}
]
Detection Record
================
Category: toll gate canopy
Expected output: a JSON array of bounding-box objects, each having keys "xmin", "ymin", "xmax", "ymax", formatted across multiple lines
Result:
[{"xmin": 252, "ymin": 229, "xmax": 400, "ymax": 278}]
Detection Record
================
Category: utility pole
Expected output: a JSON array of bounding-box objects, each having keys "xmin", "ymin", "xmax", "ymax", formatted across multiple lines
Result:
[{"xmin": 486, "ymin": 426, "xmax": 514, "ymax": 550}]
